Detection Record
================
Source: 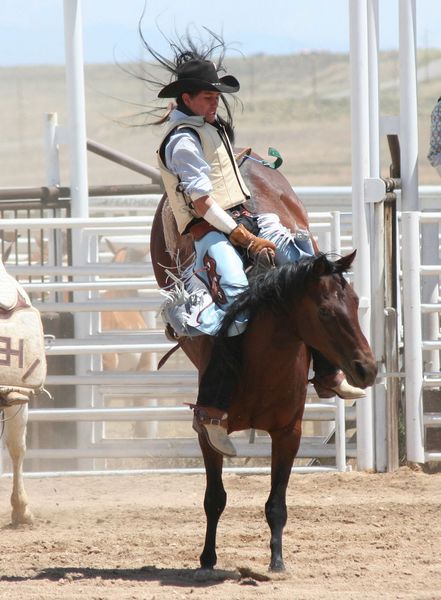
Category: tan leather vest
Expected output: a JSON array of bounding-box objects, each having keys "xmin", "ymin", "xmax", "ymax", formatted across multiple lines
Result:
[{"xmin": 157, "ymin": 114, "xmax": 250, "ymax": 233}]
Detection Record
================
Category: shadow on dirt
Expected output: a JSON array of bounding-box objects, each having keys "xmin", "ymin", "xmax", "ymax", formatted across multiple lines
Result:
[{"xmin": 0, "ymin": 565, "xmax": 271, "ymax": 588}]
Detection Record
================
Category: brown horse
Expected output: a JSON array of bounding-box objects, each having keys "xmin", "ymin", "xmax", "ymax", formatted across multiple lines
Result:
[{"xmin": 150, "ymin": 154, "xmax": 377, "ymax": 571}]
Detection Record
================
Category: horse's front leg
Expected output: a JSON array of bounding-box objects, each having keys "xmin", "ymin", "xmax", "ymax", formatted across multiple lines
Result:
[
  {"xmin": 199, "ymin": 435, "xmax": 226, "ymax": 569},
  {"xmin": 266, "ymin": 421, "xmax": 302, "ymax": 572},
  {"xmin": 4, "ymin": 405, "xmax": 33, "ymax": 525}
]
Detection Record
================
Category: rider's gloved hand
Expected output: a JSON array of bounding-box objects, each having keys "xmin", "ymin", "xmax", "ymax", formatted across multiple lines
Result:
[{"xmin": 229, "ymin": 223, "xmax": 276, "ymax": 256}]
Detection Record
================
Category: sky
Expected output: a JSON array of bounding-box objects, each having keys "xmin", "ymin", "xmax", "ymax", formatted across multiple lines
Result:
[{"xmin": 1, "ymin": 0, "xmax": 441, "ymax": 66}]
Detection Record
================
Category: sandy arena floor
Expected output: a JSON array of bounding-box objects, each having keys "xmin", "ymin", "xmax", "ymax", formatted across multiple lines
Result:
[{"xmin": 0, "ymin": 467, "xmax": 440, "ymax": 599}]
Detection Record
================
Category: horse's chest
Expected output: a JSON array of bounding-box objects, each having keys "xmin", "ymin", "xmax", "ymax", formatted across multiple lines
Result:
[{"xmin": 229, "ymin": 376, "xmax": 307, "ymax": 432}]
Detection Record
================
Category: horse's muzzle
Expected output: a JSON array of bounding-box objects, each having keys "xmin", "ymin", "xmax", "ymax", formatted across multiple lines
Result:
[{"xmin": 349, "ymin": 358, "xmax": 377, "ymax": 388}]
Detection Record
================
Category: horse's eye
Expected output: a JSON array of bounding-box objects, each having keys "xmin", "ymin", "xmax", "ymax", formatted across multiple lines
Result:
[{"xmin": 318, "ymin": 306, "xmax": 331, "ymax": 318}]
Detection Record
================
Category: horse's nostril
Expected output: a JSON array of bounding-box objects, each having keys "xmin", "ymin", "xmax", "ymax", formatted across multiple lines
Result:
[
  {"xmin": 353, "ymin": 360, "xmax": 367, "ymax": 379},
  {"xmin": 353, "ymin": 359, "xmax": 377, "ymax": 384},
  {"xmin": 353, "ymin": 360, "xmax": 371, "ymax": 381}
]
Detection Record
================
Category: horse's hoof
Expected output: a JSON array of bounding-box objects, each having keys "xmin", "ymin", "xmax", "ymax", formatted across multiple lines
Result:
[
  {"xmin": 269, "ymin": 559, "xmax": 285, "ymax": 573},
  {"xmin": 194, "ymin": 567, "xmax": 214, "ymax": 581},
  {"xmin": 11, "ymin": 513, "xmax": 34, "ymax": 527},
  {"xmin": 199, "ymin": 561, "xmax": 215, "ymax": 570},
  {"xmin": 199, "ymin": 551, "xmax": 216, "ymax": 571}
]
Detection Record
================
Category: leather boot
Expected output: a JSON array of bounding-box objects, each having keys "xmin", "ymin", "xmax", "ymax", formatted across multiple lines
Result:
[
  {"xmin": 191, "ymin": 405, "xmax": 237, "ymax": 457},
  {"xmin": 311, "ymin": 371, "xmax": 366, "ymax": 400}
]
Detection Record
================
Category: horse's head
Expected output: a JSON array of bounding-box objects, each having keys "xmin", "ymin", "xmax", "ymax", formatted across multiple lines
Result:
[
  {"xmin": 293, "ymin": 251, "xmax": 377, "ymax": 389},
  {"xmin": 221, "ymin": 251, "xmax": 377, "ymax": 390}
]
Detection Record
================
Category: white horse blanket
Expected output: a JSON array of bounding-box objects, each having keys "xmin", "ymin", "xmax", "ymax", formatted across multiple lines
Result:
[{"xmin": 0, "ymin": 260, "xmax": 46, "ymax": 405}]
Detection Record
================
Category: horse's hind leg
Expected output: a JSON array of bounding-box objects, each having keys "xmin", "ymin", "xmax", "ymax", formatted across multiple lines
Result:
[
  {"xmin": 199, "ymin": 436, "xmax": 226, "ymax": 569},
  {"xmin": 4, "ymin": 405, "xmax": 33, "ymax": 525},
  {"xmin": 266, "ymin": 424, "xmax": 301, "ymax": 572}
]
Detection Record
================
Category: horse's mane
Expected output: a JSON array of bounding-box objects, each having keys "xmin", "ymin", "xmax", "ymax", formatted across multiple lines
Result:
[{"xmin": 218, "ymin": 253, "xmax": 348, "ymax": 337}]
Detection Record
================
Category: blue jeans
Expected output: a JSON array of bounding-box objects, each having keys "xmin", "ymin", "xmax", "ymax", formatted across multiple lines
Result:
[{"xmin": 161, "ymin": 213, "xmax": 314, "ymax": 338}]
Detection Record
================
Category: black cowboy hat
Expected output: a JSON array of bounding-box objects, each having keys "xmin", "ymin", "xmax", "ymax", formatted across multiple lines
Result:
[{"xmin": 158, "ymin": 58, "xmax": 240, "ymax": 98}]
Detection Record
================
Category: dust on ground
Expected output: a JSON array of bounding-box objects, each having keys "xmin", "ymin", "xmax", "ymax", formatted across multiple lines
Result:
[{"xmin": 1, "ymin": 467, "xmax": 440, "ymax": 600}]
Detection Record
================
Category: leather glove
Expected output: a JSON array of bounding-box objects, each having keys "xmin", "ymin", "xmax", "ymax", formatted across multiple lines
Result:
[{"xmin": 229, "ymin": 223, "xmax": 276, "ymax": 256}]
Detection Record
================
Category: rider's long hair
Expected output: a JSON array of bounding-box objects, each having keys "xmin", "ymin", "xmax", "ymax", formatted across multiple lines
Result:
[{"xmin": 134, "ymin": 21, "xmax": 239, "ymax": 143}]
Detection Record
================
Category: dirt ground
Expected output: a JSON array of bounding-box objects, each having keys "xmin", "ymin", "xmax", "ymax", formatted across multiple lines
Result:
[{"xmin": 0, "ymin": 467, "xmax": 440, "ymax": 600}]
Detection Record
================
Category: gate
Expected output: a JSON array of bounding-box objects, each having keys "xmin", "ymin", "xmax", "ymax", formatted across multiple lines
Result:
[{"xmin": 401, "ymin": 211, "xmax": 441, "ymax": 465}]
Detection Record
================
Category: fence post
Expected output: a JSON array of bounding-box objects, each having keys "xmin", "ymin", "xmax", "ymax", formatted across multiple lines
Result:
[
  {"xmin": 334, "ymin": 396, "xmax": 347, "ymax": 472},
  {"xmin": 330, "ymin": 211, "xmax": 341, "ymax": 255},
  {"xmin": 385, "ymin": 308, "xmax": 400, "ymax": 470},
  {"xmin": 372, "ymin": 195, "xmax": 386, "ymax": 471},
  {"xmin": 384, "ymin": 193, "xmax": 400, "ymax": 471},
  {"xmin": 44, "ymin": 113, "xmax": 60, "ymax": 186},
  {"xmin": 63, "ymin": 0, "xmax": 93, "ymax": 470},
  {"xmin": 401, "ymin": 211, "xmax": 425, "ymax": 464},
  {"xmin": 349, "ymin": 0, "xmax": 374, "ymax": 470}
]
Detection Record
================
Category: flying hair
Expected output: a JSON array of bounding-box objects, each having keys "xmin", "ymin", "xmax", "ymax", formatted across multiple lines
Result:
[{"xmin": 134, "ymin": 9, "xmax": 241, "ymax": 140}]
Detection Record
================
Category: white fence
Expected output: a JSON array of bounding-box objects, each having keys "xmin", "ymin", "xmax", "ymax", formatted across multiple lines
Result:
[
  {"xmin": 1, "ymin": 186, "xmax": 440, "ymax": 477},
  {"xmin": 0, "ymin": 204, "xmax": 355, "ymax": 477}
]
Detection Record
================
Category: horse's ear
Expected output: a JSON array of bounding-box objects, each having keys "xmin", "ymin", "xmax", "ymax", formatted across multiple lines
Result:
[
  {"xmin": 104, "ymin": 237, "xmax": 117, "ymax": 257},
  {"xmin": 2, "ymin": 242, "xmax": 13, "ymax": 262},
  {"xmin": 312, "ymin": 253, "xmax": 329, "ymax": 277},
  {"xmin": 335, "ymin": 250, "xmax": 357, "ymax": 272}
]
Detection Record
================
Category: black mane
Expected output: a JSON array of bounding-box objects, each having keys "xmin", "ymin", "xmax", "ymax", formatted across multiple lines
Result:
[{"xmin": 218, "ymin": 253, "xmax": 347, "ymax": 337}]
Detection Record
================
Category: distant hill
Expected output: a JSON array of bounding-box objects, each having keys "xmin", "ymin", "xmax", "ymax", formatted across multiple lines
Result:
[{"xmin": 2, "ymin": 49, "xmax": 441, "ymax": 190}]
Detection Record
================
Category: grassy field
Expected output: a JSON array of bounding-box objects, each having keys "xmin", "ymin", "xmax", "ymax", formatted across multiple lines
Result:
[{"xmin": 2, "ymin": 49, "xmax": 441, "ymax": 190}]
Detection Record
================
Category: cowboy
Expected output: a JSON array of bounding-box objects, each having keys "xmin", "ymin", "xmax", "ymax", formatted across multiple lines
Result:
[{"xmin": 154, "ymin": 46, "xmax": 365, "ymax": 457}]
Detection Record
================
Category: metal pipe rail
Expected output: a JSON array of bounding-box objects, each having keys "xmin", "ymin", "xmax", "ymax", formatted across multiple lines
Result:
[
  {"xmin": 420, "ymin": 266, "xmax": 441, "ymax": 275},
  {"xmin": 423, "ymin": 377, "xmax": 441, "ymax": 389},
  {"xmin": 27, "ymin": 402, "xmax": 348, "ymax": 423},
  {"xmin": 419, "ymin": 212, "xmax": 441, "ymax": 223},
  {"xmin": 34, "ymin": 299, "xmax": 162, "ymax": 313},
  {"xmin": 45, "ymin": 337, "xmax": 174, "ymax": 355},
  {"xmin": 22, "ymin": 440, "xmax": 357, "ymax": 461},
  {"xmin": 43, "ymin": 374, "xmax": 360, "ymax": 400},
  {"xmin": 0, "ymin": 215, "xmax": 153, "ymax": 229},
  {"xmin": 9, "ymin": 265, "xmax": 151, "ymax": 277},
  {"xmin": 422, "ymin": 341, "xmax": 441, "ymax": 350},
  {"xmin": 0, "ymin": 184, "xmax": 161, "ymax": 201},
  {"xmin": 424, "ymin": 413, "xmax": 441, "ymax": 427},
  {"xmin": 421, "ymin": 304, "xmax": 441, "ymax": 313},
  {"xmin": 87, "ymin": 139, "xmax": 163, "ymax": 185},
  {"xmin": 426, "ymin": 452, "xmax": 441, "ymax": 461},
  {"xmin": 24, "ymin": 279, "xmax": 158, "ymax": 292},
  {"xmin": 45, "ymin": 371, "xmax": 197, "ymax": 386},
  {"xmin": 3, "ymin": 467, "xmax": 343, "ymax": 477}
]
